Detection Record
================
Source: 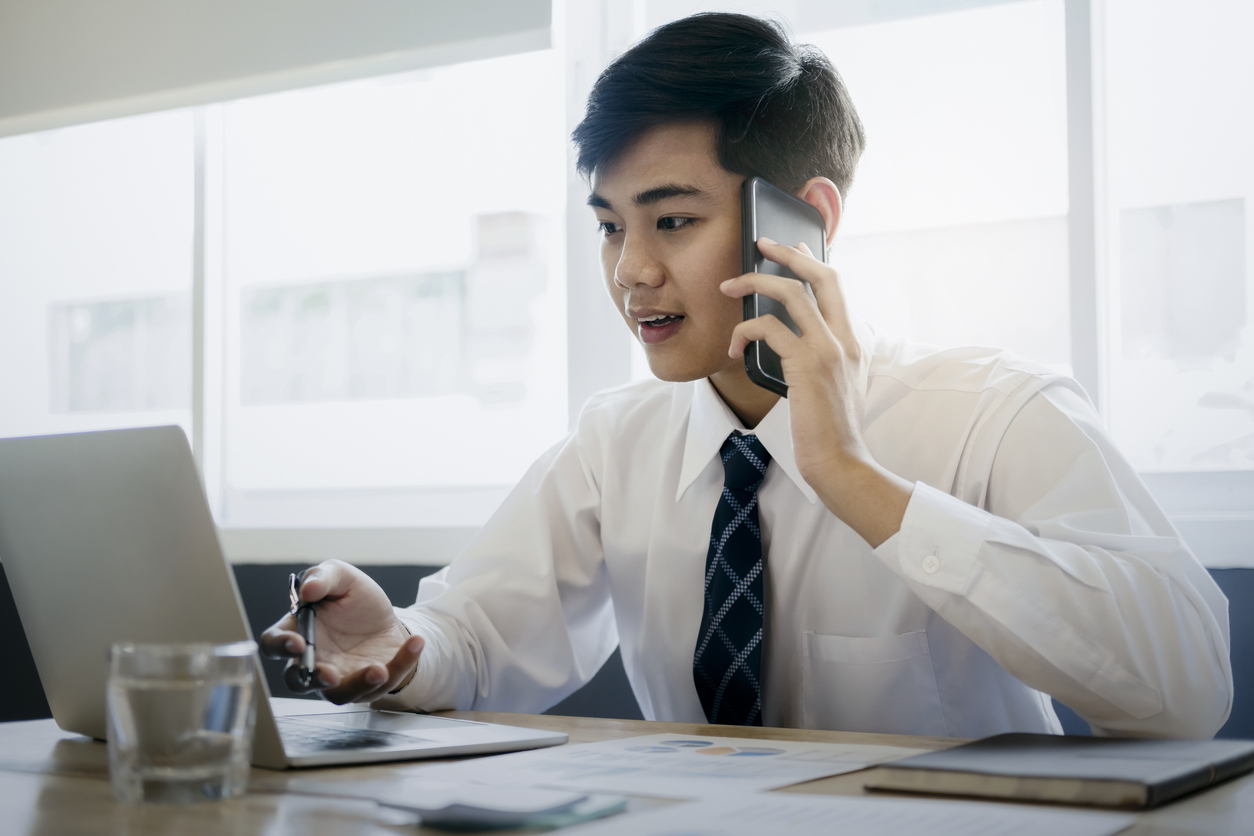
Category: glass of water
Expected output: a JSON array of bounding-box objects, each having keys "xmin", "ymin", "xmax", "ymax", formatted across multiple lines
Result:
[{"xmin": 106, "ymin": 641, "xmax": 258, "ymax": 803}]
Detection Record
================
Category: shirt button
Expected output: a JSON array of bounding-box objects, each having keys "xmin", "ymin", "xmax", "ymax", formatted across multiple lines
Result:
[{"xmin": 922, "ymin": 555, "xmax": 940, "ymax": 574}]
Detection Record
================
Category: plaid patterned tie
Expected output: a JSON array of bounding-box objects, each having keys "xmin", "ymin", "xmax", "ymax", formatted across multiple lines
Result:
[{"xmin": 693, "ymin": 431, "xmax": 772, "ymax": 726}]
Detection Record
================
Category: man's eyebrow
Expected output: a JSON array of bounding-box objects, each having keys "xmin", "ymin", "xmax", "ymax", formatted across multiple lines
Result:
[
  {"xmin": 585, "ymin": 184, "xmax": 713, "ymax": 211},
  {"xmin": 633, "ymin": 184, "xmax": 711, "ymax": 207}
]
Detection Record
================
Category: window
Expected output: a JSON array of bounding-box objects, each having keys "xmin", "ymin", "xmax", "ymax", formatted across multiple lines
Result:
[
  {"xmin": 1104, "ymin": 0, "xmax": 1254, "ymax": 473},
  {"xmin": 3, "ymin": 1, "xmax": 1251, "ymax": 567},
  {"xmin": 0, "ymin": 110, "xmax": 194, "ymax": 440},
  {"xmin": 0, "ymin": 48, "xmax": 567, "ymax": 554},
  {"xmin": 214, "ymin": 50, "xmax": 567, "ymax": 529},
  {"xmin": 629, "ymin": 1, "xmax": 1071, "ymax": 380},
  {"xmin": 621, "ymin": 0, "xmax": 1252, "ymax": 566},
  {"xmin": 811, "ymin": 1, "xmax": 1070, "ymax": 373}
]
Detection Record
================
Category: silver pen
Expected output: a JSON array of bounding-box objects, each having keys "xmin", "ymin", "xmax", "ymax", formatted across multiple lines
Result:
[{"xmin": 288, "ymin": 571, "xmax": 316, "ymax": 689}]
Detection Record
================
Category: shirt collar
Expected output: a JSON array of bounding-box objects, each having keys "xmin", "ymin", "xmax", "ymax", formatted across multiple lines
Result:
[
  {"xmin": 676, "ymin": 379, "xmax": 819, "ymax": 505},
  {"xmin": 675, "ymin": 313, "xmax": 876, "ymax": 506}
]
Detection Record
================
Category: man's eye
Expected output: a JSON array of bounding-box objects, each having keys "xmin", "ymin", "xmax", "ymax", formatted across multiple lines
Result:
[
  {"xmin": 658, "ymin": 216, "xmax": 695, "ymax": 231},
  {"xmin": 597, "ymin": 221, "xmax": 621, "ymax": 236}
]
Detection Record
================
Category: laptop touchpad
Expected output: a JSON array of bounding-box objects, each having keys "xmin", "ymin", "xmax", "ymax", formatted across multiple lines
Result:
[{"xmin": 287, "ymin": 710, "xmax": 479, "ymax": 738}]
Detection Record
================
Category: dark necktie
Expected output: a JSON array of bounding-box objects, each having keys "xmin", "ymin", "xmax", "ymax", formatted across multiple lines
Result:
[{"xmin": 693, "ymin": 431, "xmax": 772, "ymax": 726}]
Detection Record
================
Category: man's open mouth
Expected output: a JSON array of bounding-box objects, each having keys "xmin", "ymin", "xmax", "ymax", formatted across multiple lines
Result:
[{"xmin": 639, "ymin": 314, "xmax": 684, "ymax": 327}]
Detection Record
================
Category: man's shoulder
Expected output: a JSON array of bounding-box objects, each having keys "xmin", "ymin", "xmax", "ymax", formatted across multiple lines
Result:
[
  {"xmin": 577, "ymin": 377, "xmax": 687, "ymax": 432},
  {"xmin": 870, "ymin": 334, "xmax": 1066, "ymax": 400},
  {"xmin": 866, "ymin": 336, "xmax": 1089, "ymax": 498}
]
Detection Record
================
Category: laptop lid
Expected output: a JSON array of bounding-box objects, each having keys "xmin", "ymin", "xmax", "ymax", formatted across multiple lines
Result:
[
  {"xmin": 0, "ymin": 426, "xmax": 567, "ymax": 769},
  {"xmin": 0, "ymin": 425, "xmax": 296, "ymax": 765}
]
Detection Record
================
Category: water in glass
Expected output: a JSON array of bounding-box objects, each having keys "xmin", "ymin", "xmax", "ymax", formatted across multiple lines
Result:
[{"xmin": 107, "ymin": 641, "xmax": 257, "ymax": 803}]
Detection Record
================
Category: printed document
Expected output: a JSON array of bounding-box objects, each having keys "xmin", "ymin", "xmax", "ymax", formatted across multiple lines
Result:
[
  {"xmin": 558, "ymin": 793, "xmax": 1136, "ymax": 836},
  {"xmin": 407, "ymin": 733, "xmax": 927, "ymax": 799}
]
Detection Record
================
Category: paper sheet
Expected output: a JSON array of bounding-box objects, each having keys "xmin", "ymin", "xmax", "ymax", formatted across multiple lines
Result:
[
  {"xmin": 287, "ymin": 776, "xmax": 588, "ymax": 814},
  {"xmin": 408, "ymin": 733, "xmax": 928, "ymax": 799},
  {"xmin": 286, "ymin": 776, "xmax": 628, "ymax": 829},
  {"xmin": 557, "ymin": 793, "xmax": 1137, "ymax": 836}
]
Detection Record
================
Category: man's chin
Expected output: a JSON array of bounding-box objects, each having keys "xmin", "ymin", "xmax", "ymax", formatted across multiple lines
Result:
[
  {"xmin": 636, "ymin": 334, "xmax": 742, "ymax": 384},
  {"xmin": 651, "ymin": 370, "xmax": 707, "ymax": 383},
  {"xmin": 642, "ymin": 355, "xmax": 725, "ymax": 384}
]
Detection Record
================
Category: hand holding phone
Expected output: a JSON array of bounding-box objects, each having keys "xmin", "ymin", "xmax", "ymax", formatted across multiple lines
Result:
[
  {"xmin": 726, "ymin": 181, "xmax": 914, "ymax": 547},
  {"xmin": 740, "ymin": 176, "xmax": 828, "ymax": 396}
]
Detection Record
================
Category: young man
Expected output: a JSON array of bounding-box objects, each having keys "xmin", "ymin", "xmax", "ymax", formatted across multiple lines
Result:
[{"xmin": 262, "ymin": 13, "xmax": 1231, "ymax": 738}]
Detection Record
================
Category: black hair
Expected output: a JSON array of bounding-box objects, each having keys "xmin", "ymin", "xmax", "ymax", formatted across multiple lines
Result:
[{"xmin": 572, "ymin": 13, "xmax": 866, "ymax": 198}]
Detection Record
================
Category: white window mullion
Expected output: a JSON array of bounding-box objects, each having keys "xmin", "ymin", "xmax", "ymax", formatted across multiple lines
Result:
[
  {"xmin": 191, "ymin": 108, "xmax": 207, "ymax": 477},
  {"xmin": 1064, "ymin": 0, "xmax": 1105, "ymax": 414},
  {"xmin": 202, "ymin": 104, "xmax": 228, "ymax": 521},
  {"xmin": 562, "ymin": 0, "xmax": 634, "ymax": 429}
]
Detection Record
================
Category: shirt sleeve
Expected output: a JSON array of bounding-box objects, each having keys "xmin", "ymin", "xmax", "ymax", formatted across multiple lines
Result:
[
  {"xmin": 873, "ymin": 383, "xmax": 1233, "ymax": 738},
  {"xmin": 372, "ymin": 412, "xmax": 616, "ymax": 714}
]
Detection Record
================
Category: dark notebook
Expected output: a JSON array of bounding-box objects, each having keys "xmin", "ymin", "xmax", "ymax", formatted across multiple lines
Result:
[{"xmin": 864, "ymin": 733, "xmax": 1254, "ymax": 809}]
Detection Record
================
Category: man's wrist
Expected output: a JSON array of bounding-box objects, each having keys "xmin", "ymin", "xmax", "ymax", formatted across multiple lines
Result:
[
  {"xmin": 388, "ymin": 620, "xmax": 418, "ymax": 695},
  {"xmin": 388, "ymin": 666, "xmax": 418, "ymax": 696},
  {"xmin": 809, "ymin": 455, "xmax": 913, "ymax": 548}
]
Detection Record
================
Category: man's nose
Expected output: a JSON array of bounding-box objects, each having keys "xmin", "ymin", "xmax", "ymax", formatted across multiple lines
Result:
[{"xmin": 614, "ymin": 234, "xmax": 665, "ymax": 289}]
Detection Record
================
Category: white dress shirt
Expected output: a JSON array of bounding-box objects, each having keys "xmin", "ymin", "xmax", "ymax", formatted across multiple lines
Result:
[{"xmin": 381, "ymin": 324, "xmax": 1232, "ymax": 739}]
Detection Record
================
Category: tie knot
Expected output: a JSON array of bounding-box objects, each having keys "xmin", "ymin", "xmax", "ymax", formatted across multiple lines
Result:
[{"xmin": 720, "ymin": 432, "xmax": 771, "ymax": 492}]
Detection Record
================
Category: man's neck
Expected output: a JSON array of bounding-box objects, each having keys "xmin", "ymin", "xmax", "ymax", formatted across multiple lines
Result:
[{"xmin": 708, "ymin": 368, "xmax": 781, "ymax": 430}]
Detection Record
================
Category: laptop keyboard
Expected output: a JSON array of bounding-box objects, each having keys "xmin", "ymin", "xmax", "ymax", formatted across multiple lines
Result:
[{"xmin": 276, "ymin": 718, "xmax": 419, "ymax": 752}]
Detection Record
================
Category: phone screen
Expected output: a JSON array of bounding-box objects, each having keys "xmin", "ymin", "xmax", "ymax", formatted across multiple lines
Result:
[{"xmin": 740, "ymin": 176, "xmax": 827, "ymax": 397}]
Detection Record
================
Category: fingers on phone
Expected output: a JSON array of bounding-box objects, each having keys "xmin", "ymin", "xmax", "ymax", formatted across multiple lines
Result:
[
  {"xmin": 761, "ymin": 237, "xmax": 850, "ymax": 320},
  {"xmin": 742, "ymin": 246, "xmax": 852, "ymax": 338},
  {"xmin": 757, "ymin": 237, "xmax": 820, "ymax": 275},
  {"xmin": 730, "ymin": 314, "xmax": 800, "ymax": 359},
  {"xmin": 745, "ymin": 273, "xmax": 826, "ymax": 331}
]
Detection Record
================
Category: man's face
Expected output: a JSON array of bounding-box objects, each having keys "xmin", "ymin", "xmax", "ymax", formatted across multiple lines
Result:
[{"xmin": 589, "ymin": 122, "xmax": 745, "ymax": 383}]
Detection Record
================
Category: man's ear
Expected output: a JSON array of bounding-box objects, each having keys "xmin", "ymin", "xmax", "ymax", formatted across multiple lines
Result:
[{"xmin": 796, "ymin": 177, "xmax": 843, "ymax": 249}]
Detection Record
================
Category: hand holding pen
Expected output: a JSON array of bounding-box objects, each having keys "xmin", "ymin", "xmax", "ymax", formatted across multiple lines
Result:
[
  {"xmin": 289, "ymin": 571, "xmax": 317, "ymax": 689},
  {"xmin": 259, "ymin": 560, "xmax": 426, "ymax": 704}
]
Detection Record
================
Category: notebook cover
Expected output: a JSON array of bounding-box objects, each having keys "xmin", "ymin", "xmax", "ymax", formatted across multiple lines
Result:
[{"xmin": 868, "ymin": 733, "xmax": 1254, "ymax": 809}]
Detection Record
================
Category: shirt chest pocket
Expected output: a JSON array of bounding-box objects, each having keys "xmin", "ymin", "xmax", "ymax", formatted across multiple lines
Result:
[{"xmin": 800, "ymin": 631, "xmax": 949, "ymax": 737}]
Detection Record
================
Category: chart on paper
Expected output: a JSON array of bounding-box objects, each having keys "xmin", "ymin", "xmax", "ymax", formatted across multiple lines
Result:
[{"xmin": 407, "ymin": 733, "xmax": 928, "ymax": 799}]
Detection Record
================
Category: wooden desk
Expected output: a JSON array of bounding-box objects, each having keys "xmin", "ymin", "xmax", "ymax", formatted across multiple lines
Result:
[{"xmin": 1, "ymin": 713, "xmax": 1251, "ymax": 834}]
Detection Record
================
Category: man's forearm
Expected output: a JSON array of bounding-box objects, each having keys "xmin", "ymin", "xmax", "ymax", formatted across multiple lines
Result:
[{"xmin": 807, "ymin": 454, "xmax": 913, "ymax": 548}]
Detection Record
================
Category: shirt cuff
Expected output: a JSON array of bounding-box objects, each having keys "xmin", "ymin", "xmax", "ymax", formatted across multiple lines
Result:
[
  {"xmin": 874, "ymin": 481, "xmax": 993, "ymax": 596},
  {"xmin": 369, "ymin": 606, "xmax": 448, "ymax": 712}
]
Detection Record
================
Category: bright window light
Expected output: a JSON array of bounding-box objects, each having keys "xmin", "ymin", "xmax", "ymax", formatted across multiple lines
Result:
[
  {"xmin": 1105, "ymin": 0, "xmax": 1254, "ymax": 472},
  {"xmin": 218, "ymin": 49, "xmax": 567, "ymax": 519},
  {"xmin": 810, "ymin": 1, "xmax": 1071, "ymax": 371},
  {"xmin": 0, "ymin": 110, "xmax": 194, "ymax": 440}
]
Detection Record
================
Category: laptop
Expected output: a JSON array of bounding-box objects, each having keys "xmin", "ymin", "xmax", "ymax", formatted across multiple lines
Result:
[{"xmin": 0, "ymin": 425, "xmax": 567, "ymax": 768}]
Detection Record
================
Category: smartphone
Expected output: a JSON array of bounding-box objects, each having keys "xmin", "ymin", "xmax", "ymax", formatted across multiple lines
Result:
[{"xmin": 740, "ymin": 176, "xmax": 828, "ymax": 397}]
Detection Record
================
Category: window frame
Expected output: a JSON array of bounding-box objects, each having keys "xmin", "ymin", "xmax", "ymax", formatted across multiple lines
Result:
[{"xmin": 190, "ymin": 0, "xmax": 1251, "ymax": 568}]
